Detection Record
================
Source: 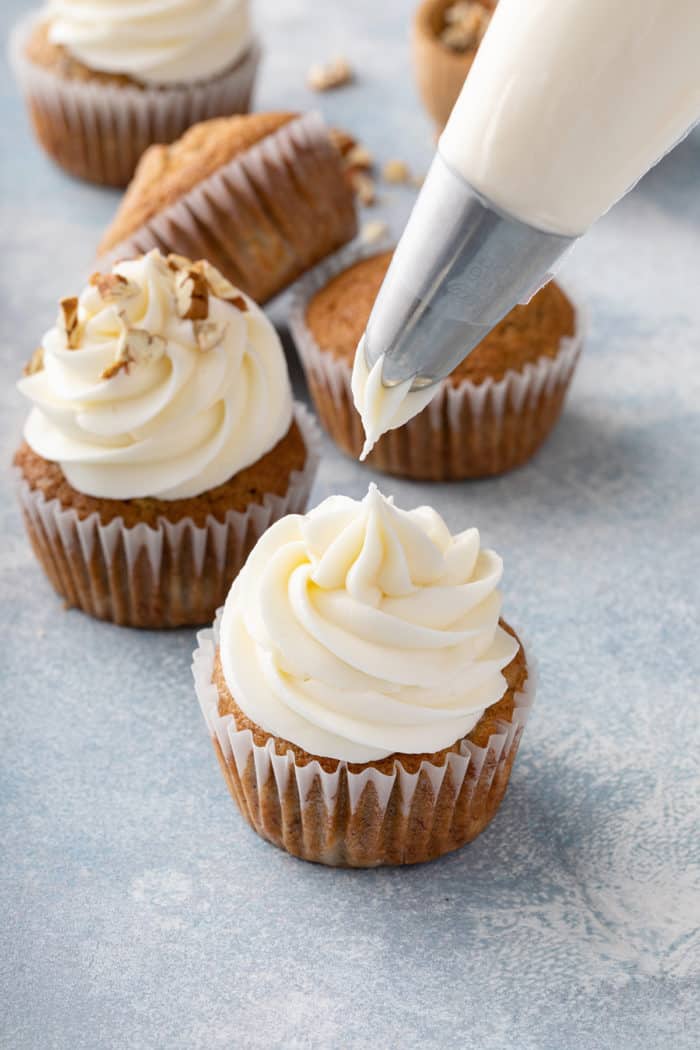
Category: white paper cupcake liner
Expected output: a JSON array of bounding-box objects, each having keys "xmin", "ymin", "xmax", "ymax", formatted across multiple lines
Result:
[
  {"xmin": 289, "ymin": 239, "xmax": 585, "ymax": 480},
  {"xmin": 16, "ymin": 404, "xmax": 320, "ymax": 629},
  {"xmin": 9, "ymin": 15, "xmax": 261, "ymax": 187},
  {"xmin": 193, "ymin": 610, "xmax": 536, "ymax": 867},
  {"xmin": 97, "ymin": 112, "xmax": 358, "ymax": 304}
]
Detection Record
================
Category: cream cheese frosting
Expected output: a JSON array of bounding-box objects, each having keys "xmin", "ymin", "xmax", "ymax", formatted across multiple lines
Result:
[
  {"xmin": 351, "ymin": 336, "xmax": 437, "ymax": 459},
  {"xmin": 46, "ymin": 0, "xmax": 252, "ymax": 85},
  {"xmin": 220, "ymin": 485, "xmax": 519, "ymax": 763},
  {"xmin": 18, "ymin": 249, "xmax": 293, "ymax": 500}
]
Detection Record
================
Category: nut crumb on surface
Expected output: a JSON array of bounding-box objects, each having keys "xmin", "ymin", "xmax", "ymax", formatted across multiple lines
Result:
[
  {"xmin": 361, "ymin": 220, "xmax": 389, "ymax": 244},
  {"xmin": 307, "ymin": 57, "xmax": 353, "ymax": 92},
  {"xmin": 440, "ymin": 1, "xmax": 492, "ymax": 52},
  {"xmin": 382, "ymin": 159, "xmax": 411, "ymax": 184}
]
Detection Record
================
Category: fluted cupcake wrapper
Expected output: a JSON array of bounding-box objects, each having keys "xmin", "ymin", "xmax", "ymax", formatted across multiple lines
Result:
[
  {"xmin": 9, "ymin": 15, "xmax": 261, "ymax": 187},
  {"xmin": 193, "ymin": 610, "xmax": 536, "ymax": 867},
  {"xmin": 289, "ymin": 240, "xmax": 584, "ymax": 481},
  {"xmin": 16, "ymin": 404, "xmax": 320, "ymax": 630},
  {"xmin": 97, "ymin": 112, "xmax": 358, "ymax": 305}
]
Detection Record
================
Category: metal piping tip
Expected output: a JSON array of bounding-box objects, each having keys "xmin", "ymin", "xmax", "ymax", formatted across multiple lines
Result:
[{"xmin": 361, "ymin": 152, "xmax": 576, "ymax": 392}]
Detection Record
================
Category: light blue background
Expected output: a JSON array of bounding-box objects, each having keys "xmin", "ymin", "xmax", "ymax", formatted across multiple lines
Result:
[{"xmin": 1, "ymin": 2, "xmax": 699, "ymax": 1048}]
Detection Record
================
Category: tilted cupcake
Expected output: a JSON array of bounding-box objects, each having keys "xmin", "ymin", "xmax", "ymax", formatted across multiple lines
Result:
[
  {"xmin": 14, "ymin": 249, "xmax": 320, "ymax": 628},
  {"xmin": 413, "ymin": 0, "xmax": 495, "ymax": 130},
  {"xmin": 193, "ymin": 485, "xmax": 534, "ymax": 867},
  {"xmin": 289, "ymin": 246, "xmax": 582, "ymax": 480},
  {"xmin": 97, "ymin": 111, "xmax": 358, "ymax": 304},
  {"xmin": 10, "ymin": 0, "xmax": 260, "ymax": 186}
]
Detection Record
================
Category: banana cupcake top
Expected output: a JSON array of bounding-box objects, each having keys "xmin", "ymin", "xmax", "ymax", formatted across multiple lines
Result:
[
  {"xmin": 44, "ymin": 0, "xmax": 252, "ymax": 84},
  {"xmin": 18, "ymin": 249, "xmax": 292, "ymax": 500},
  {"xmin": 220, "ymin": 484, "xmax": 519, "ymax": 762}
]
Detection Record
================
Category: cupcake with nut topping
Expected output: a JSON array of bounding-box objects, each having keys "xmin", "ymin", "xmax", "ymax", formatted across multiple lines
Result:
[
  {"xmin": 10, "ymin": 0, "xmax": 260, "ymax": 186},
  {"xmin": 14, "ymin": 249, "xmax": 320, "ymax": 628},
  {"xmin": 193, "ymin": 484, "xmax": 534, "ymax": 867}
]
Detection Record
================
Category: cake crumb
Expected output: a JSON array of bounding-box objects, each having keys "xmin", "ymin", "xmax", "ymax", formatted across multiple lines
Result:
[{"xmin": 307, "ymin": 57, "xmax": 354, "ymax": 92}]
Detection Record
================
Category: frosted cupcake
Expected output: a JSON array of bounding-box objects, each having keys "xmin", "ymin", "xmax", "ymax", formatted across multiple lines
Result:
[
  {"xmin": 193, "ymin": 485, "xmax": 534, "ymax": 867},
  {"xmin": 289, "ymin": 246, "xmax": 582, "ymax": 480},
  {"xmin": 10, "ymin": 0, "xmax": 260, "ymax": 186},
  {"xmin": 14, "ymin": 249, "xmax": 319, "ymax": 628}
]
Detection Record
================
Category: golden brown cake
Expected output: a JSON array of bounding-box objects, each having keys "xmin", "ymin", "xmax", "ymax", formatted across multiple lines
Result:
[
  {"xmin": 14, "ymin": 251, "xmax": 319, "ymax": 628},
  {"xmin": 98, "ymin": 111, "xmax": 358, "ymax": 304},
  {"xmin": 290, "ymin": 248, "xmax": 582, "ymax": 480}
]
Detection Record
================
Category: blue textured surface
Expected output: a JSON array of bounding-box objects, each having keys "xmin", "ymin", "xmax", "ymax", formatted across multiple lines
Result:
[{"xmin": 1, "ymin": 2, "xmax": 699, "ymax": 1048}]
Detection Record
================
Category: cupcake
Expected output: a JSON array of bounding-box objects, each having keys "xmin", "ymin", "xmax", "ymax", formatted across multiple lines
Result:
[
  {"xmin": 289, "ymin": 245, "xmax": 582, "ymax": 481},
  {"xmin": 10, "ymin": 0, "xmax": 260, "ymax": 186},
  {"xmin": 194, "ymin": 484, "xmax": 534, "ymax": 867},
  {"xmin": 412, "ymin": 0, "xmax": 495, "ymax": 129},
  {"xmin": 14, "ymin": 249, "xmax": 320, "ymax": 628},
  {"xmin": 97, "ymin": 111, "xmax": 358, "ymax": 304}
]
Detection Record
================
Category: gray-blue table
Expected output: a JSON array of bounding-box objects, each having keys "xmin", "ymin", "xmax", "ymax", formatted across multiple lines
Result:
[{"xmin": 1, "ymin": 2, "xmax": 699, "ymax": 1047}]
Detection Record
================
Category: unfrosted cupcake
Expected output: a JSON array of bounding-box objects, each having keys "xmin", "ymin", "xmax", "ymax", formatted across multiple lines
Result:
[
  {"xmin": 193, "ymin": 484, "xmax": 534, "ymax": 867},
  {"xmin": 289, "ymin": 246, "xmax": 582, "ymax": 480},
  {"xmin": 14, "ymin": 249, "xmax": 319, "ymax": 628},
  {"xmin": 10, "ymin": 0, "xmax": 260, "ymax": 186},
  {"xmin": 413, "ymin": 0, "xmax": 495, "ymax": 129},
  {"xmin": 97, "ymin": 111, "xmax": 358, "ymax": 303}
]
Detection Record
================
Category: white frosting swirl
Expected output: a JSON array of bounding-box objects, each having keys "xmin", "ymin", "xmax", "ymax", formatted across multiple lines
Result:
[
  {"xmin": 221, "ymin": 485, "xmax": 519, "ymax": 763},
  {"xmin": 18, "ymin": 250, "xmax": 293, "ymax": 500},
  {"xmin": 46, "ymin": 0, "xmax": 252, "ymax": 85}
]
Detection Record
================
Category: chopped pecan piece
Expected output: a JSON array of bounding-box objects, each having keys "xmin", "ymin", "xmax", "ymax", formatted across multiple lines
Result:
[
  {"xmin": 24, "ymin": 346, "xmax": 45, "ymax": 376},
  {"xmin": 175, "ymin": 268, "xmax": 209, "ymax": 320}
]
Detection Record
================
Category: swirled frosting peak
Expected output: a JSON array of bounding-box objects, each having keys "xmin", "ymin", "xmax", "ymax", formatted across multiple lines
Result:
[
  {"xmin": 220, "ymin": 484, "xmax": 519, "ymax": 762},
  {"xmin": 46, "ymin": 0, "xmax": 252, "ymax": 85},
  {"xmin": 18, "ymin": 249, "xmax": 292, "ymax": 500}
]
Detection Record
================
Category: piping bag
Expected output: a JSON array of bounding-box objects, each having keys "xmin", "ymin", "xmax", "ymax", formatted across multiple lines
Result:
[{"xmin": 353, "ymin": 0, "xmax": 700, "ymax": 457}]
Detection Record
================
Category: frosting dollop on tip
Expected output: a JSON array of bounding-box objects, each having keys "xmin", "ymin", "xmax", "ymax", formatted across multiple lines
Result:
[{"xmin": 351, "ymin": 337, "xmax": 438, "ymax": 458}]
